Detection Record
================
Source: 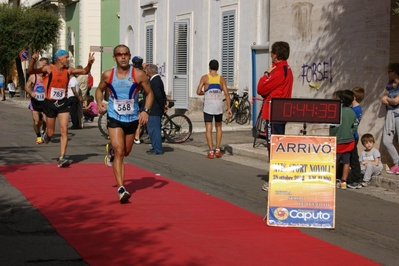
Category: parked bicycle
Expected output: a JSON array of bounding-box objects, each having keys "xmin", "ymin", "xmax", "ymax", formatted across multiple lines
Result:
[
  {"xmin": 98, "ymin": 100, "xmax": 193, "ymax": 143},
  {"xmin": 252, "ymin": 97, "xmax": 267, "ymax": 148},
  {"xmin": 222, "ymin": 90, "xmax": 251, "ymax": 125}
]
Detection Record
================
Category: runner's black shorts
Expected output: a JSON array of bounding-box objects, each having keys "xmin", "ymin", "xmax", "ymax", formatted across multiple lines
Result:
[
  {"xmin": 30, "ymin": 98, "xmax": 45, "ymax": 112},
  {"xmin": 43, "ymin": 98, "xmax": 70, "ymax": 118},
  {"xmin": 107, "ymin": 116, "xmax": 139, "ymax": 135},
  {"xmin": 204, "ymin": 112, "xmax": 223, "ymax": 123}
]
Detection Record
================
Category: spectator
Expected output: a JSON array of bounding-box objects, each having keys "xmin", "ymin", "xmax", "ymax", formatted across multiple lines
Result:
[
  {"xmin": 0, "ymin": 70, "xmax": 5, "ymax": 101},
  {"xmin": 67, "ymin": 74, "xmax": 82, "ymax": 129},
  {"xmin": 359, "ymin": 133, "xmax": 383, "ymax": 187},
  {"xmin": 87, "ymin": 72, "xmax": 93, "ymax": 96},
  {"xmin": 381, "ymin": 63, "xmax": 399, "ymax": 174},
  {"xmin": 144, "ymin": 63, "xmax": 167, "ymax": 155},
  {"xmin": 257, "ymin": 41, "xmax": 294, "ymax": 191},
  {"xmin": 346, "ymin": 87, "xmax": 365, "ymax": 189},
  {"xmin": 83, "ymin": 95, "xmax": 98, "ymax": 122},
  {"xmin": 76, "ymin": 65, "xmax": 88, "ymax": 128},
  {"xmin": 7, "ymin": 79, "xmax": 16, "ymax": 98},
  {"xmin": 330, "ymin": 90, "xmax": 358, "ymax": 189}
]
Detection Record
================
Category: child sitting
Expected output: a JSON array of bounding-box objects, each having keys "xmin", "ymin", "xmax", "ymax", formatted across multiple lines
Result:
[
  {"xmin": 83, "ymin": 95, "xmax": 98, "ymax": 122},
  {"xmin": 7, "ymin": 79, "xmax": 16, "ymax": 98},
  {"xmin": 359, "ymin": 133, "xmax": 383, "ymax": 187}
]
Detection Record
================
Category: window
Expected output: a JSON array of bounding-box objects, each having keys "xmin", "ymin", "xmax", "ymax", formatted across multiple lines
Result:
[
  {"xmin": 222, "ymin": 11, "xmax": 235, "ymax": 86},
  {"xmin": 173, "ymin": 22, "xmax": 188, "ymax": 75},
  {"xmin": 146, "ymin": 25, "xmax": 154, "ymax": 64}
]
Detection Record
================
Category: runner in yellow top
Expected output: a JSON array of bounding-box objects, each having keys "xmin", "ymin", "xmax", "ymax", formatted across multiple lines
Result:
[{"xmin": 196, "ymin": 59, "xmax": 232, "ymax": 159}]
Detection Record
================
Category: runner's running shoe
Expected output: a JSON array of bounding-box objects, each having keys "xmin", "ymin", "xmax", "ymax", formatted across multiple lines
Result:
[
  {"xmin": 58, "ymin": 156, "xmax": 71, "ymax": 168},
  {"xmin": 214, "ymin": 149, "xmax": 222, "ymax": 158},
  {"xmin": 42, "ymin": 132, "xmax": 50, "ymax": 144},
  {"xmin": 104, "ymin": 143, "xmax": 114, "ymax": 167},
  {"xmin": 118, "ymin": 186, "xmax": 131, "ymax": 204},
  {"xmin": 36, "ymin": 137, "xmax": 43, "ymax": 144}
]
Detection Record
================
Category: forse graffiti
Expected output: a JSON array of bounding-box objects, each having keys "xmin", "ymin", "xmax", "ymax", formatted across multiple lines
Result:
[{"xmin": 301, "ymin": 58, "xmax": 332, "ymax": 85}]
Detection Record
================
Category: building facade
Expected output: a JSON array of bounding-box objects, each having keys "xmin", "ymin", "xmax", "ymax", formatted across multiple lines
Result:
[
  {"xmin": 25, "ymin": 0, "xmax": 119, "ymax": 87},
  {"xmin": 119, "ymin": 0, "xmax": 399, "ymax": 163}
]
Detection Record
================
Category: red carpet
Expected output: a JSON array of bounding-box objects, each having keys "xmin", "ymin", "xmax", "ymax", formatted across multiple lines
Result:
[{"xmin": 0, "ymin": 163, "xmax": 377, "ymax": 265}]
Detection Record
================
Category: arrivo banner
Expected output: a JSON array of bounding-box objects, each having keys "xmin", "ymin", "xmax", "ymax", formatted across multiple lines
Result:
[{"xmin": 266, "ymin": 135, "xmax": 336, "ymax": 228}]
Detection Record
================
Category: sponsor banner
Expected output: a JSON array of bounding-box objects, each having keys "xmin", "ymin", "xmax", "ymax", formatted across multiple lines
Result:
[
  {"xmin": 268, "ymin": 207, "xmax": 334, "ymax": 228},
  {"xmin": 267, "ymin": 135, "xmax": 336, "ymax": 228}
]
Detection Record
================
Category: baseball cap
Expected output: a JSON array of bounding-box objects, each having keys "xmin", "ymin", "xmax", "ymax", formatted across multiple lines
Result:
[
  {"xmin": 132, "ymin": 56, "xmax": 143, "ymax": 64},
  {"xmin": 132, "ymin": 56, "xmax": 143, "ymax": 69}
]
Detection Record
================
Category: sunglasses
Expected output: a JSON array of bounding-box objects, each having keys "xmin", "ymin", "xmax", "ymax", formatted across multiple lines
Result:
[{"xmin": 114, "ymin": 52, "xmax": 131, "ymax": 57}]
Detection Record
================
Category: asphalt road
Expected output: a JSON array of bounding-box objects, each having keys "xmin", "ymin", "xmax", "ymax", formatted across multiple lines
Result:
[{"xmin": 0, "ymin": 99, "xmax": 398, "ymax": 265}]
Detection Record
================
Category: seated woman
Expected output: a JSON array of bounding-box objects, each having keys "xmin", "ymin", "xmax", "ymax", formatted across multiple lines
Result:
[{"xmin": 83, "ymin": 95, "xmax": 98, "ymax": 122}]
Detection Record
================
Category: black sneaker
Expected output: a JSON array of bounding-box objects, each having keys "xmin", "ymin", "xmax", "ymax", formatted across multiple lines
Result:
[
  {"xmin": 42, "ymin": 132, "xmax": 51, "ymax": 144},
  {"xmin": 347, "ymin": 182, "xmax": 361, "ymax": 189},
  {"xmin": 58, "ymin": 156, "xmax": 71, "ymax": 168}
]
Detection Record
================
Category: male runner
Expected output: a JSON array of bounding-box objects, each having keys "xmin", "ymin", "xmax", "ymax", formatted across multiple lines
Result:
[
  {"xmin": 25, "ymin": 57, "xmax": 49, "ymax": 144},
  {"xmin": 96, "ymin": 45, "xmax": 154, "ymax": 203},
  {"xmin": 28, "ymin": 49, "xmax": 95, "ymax": 167}
]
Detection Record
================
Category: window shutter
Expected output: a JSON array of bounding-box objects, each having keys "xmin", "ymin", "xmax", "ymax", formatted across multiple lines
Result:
[
  {"xmin": 222, "ymin": 11, "xmax": 235, "ymax": 86},
  {"xmin": 173, "ymin": 23, "xmax": 188, "ymax": 75},
  {"xmin": 172, "ymin": 21, "xmax": 189, "ymax": 109},
  {"xmin": 146, "ymin": 25, "xmax": 154, "ymax": 64}
]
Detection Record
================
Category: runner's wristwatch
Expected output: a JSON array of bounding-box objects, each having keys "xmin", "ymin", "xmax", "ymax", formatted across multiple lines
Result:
[{"xmin": 143, "ymin": 107, "xmax": 151, "ymax": 114}]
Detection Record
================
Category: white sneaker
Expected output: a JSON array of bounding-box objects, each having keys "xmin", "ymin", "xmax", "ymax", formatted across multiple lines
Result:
[
  {"xmin": 104, "ymin": 143, "xmax": 114, "ymax": 167},
  {"xmin": 118, "ymin": 186, "xmax": 131, "ymax": 203},
  {"xmin": 134, "ymin": 139, "xmax": 140, "ymax": 145},
  {"xmin": 261, "ymin": 182, "xmax": 269, "ymax": 191}
]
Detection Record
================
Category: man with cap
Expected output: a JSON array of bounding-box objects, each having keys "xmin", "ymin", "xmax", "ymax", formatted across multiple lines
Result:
[{"xmin": 28, "ymin": 49, "xmax": 95, "ymax": 167}]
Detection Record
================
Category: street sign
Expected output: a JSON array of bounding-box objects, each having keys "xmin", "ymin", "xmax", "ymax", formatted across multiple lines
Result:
[
  {"xmin": 90, "ymin": 46, "xmax": 113, "ymax": 53},
  {"xmin": 20, "ymin": 50, "xmax": 29, "ymax": 61}
]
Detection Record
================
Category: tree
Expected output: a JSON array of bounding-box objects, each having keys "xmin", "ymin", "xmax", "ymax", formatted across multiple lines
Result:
[
  {"xmin": 394, "ymin": 2, "xmax": 399, "ymax": 15},
  {"xmin": 0, "ymin": 4, "xmax": 61, "ymax": 87}
]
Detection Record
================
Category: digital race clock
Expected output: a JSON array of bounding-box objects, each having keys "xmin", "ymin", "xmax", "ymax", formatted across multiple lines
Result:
[{"xmin": 270, "ymin": 98, "xmax": 341, "ymax": 124}]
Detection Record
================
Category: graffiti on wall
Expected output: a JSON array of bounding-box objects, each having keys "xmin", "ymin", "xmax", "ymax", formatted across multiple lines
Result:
[
  {"xmin": 301, "ymin": 57, "xmax": 333, "ymax": 88},
  {"xmin": 157, "ymin": 62, "xmax": 166, "ymax": 77}
]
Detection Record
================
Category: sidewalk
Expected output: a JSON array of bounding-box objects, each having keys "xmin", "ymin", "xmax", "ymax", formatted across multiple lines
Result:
[
  {"xmin": 187, "ymin": 111, "xmax": 399, "ymax": 194},
  {"xmin": 5, "ymin": 96, "xmax": 399, "ymax": 193}
]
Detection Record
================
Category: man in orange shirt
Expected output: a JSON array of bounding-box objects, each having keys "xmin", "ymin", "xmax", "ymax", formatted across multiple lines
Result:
[{"xmin": 28, "ymin": 49, "xmax": 95, "ymax": 167}]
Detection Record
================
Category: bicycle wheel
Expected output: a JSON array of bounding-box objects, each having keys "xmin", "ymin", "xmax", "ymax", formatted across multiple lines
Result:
[
  {"xmin": 163, "ymin": 114, "xmax": 193, "ymax": 143},
  {"xmin": 222, "ymin": 99, "xmax": 236, "ymax": 123},
  {"xmin": 235, "ymin": 99, "xmax": 251, "ymax": 125},
  {"xmin": 98, "ymin": 112, "xmax": 109, "ymax": 138}
]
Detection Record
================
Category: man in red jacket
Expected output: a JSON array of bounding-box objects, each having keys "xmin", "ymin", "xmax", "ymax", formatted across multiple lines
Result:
[{"xmin": 257, "ymin": 41, "xmax": 293, "ymax": 190}]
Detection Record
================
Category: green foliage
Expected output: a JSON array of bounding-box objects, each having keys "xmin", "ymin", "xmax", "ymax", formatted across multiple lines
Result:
[
  {"xmin": 393, "ymin": 1, "xmax": 399, "ymax": 15},
  {"xmin": 0, "ymin": 4, "xmax": 61, "ymax": 70}
]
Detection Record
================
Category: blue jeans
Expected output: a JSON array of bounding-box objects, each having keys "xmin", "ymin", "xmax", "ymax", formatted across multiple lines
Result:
[{"xmin": 148, "ymin": 115, "xmax": 163, "ymax": 154}]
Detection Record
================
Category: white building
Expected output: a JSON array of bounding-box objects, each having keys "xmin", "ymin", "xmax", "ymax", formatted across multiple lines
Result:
[{"xmin": 120, "ymin": 0, "xmax": 396, "ymax": 162}]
